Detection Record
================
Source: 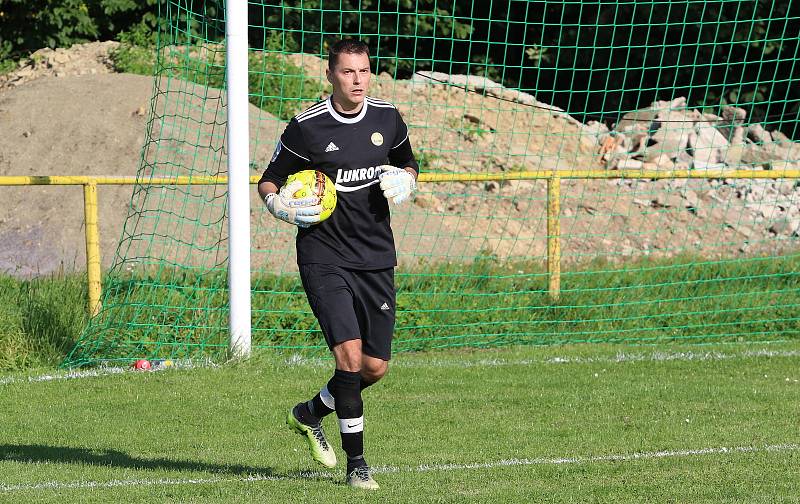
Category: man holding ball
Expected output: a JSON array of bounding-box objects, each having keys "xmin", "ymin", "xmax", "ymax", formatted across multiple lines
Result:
[{"xmin": 257, "ymin": 39, "xmax": 419, "ymax": 490}]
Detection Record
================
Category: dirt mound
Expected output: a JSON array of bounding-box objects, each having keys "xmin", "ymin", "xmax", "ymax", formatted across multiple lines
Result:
[
  {"xmin": 0, "ymin": 73, "xmax": 150, "ymax": 276},
  {"xmin": 1, "ymin": 43, "xmax": 798, "ymax": 277}
]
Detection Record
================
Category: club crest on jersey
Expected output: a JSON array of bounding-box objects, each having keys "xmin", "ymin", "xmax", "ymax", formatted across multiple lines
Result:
[
  {"xmin": 371, "ymin": 132, "xmax": 384, "ymax": 146},
  {"xmin": 334, "ymin": 166, "xmax": 381, "ymax": 192}
]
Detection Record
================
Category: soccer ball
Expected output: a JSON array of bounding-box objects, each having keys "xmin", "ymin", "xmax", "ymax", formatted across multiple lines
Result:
[{"xmin": 284, "ymin": 170, "xmax": 337, "ymax": 223}]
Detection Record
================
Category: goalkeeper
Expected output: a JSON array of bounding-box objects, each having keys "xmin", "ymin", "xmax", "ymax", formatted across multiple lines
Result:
[{"xmin": 257, "ymin": 39, "xmax": 419, "ymax": 490}]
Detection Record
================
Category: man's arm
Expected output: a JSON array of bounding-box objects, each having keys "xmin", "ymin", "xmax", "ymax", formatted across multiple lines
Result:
[
  {"xmin": 259, "ymin": 121, "xmax": 321, "ymax": 226},
  {"xmin": 258, "ymin": 119, "xmax": 310, "ymax": 191},
  {"xmin": 258, "ymin": 180, "xmax": 280, "ymax": 200},
  {"xmin": 378, "ymin": 110, "xmax": 419, "ymax": 205},
  {"xmin": 387, "ymin": 110, "xmax": 419, "ymax": 176}
]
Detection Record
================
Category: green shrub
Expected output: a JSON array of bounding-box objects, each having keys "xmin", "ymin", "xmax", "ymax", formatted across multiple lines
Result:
[
  {"xmin": 0, "ymin": 0, "xmax": 159, "ymax": 61},
  {"xmin": 0, "ymin": 273, "xmax": 88, "ymax": 371},
  {"xmin": 112, "ymin": 38, "xmax": 322, "ymax": 121},
  {"xmin": 0, "ymin": 59, "xmax": 16, "ymax": 75}
]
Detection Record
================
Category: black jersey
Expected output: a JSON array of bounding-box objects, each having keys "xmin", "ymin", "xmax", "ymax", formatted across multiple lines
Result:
[{"xmin": 259, "ymin": 96, "xmax": 419, "ymax": 269}]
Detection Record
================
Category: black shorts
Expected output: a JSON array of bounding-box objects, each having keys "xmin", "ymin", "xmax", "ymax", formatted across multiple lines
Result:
[{"xmin": 299, "ymin": 263, "xmax": 396, "ymax": 360}]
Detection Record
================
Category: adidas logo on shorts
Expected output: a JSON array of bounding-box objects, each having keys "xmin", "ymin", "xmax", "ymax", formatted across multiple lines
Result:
[
  {"xmin": 380, "ymin": 302, "xmax": 390, "ymax": 311},
  {"xmin": 325, "ymin": 142, "xmax": 339, "ymax": 152}
]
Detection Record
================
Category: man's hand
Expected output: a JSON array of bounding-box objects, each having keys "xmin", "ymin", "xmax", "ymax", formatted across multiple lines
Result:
[
  {"xmin": 377, "ymin": 165, "xmax": 416, "ymax": 205},
  {"xmin": 264, "ymin": 180, "xmax": 323, "ymax": 228}
]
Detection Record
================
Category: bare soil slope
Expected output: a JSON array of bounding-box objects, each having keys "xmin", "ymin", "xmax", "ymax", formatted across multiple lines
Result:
[
  {"xmin": 1, "ymin": 44, "xmax": 797, "ymax": 277},
  {"xmin": 0, "ymin": 73, "xmax": 150, "ymax": 276}
]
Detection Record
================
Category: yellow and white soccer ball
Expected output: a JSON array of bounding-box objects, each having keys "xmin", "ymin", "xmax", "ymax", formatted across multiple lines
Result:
[{"xmin": 284, "ymin": 170, "xmax": 337, "ymax": 223}]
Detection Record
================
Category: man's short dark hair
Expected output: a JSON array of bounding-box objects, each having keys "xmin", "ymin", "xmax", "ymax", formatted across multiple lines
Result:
[{"xmin": 328, "ymin": 39, "xmax": 370, "ymax": 70}]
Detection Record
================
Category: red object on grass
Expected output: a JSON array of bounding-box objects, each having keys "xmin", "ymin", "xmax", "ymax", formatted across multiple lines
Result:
[{"xmin": 133, "ymin": 359, "xmax": 151, "ymax": 370}]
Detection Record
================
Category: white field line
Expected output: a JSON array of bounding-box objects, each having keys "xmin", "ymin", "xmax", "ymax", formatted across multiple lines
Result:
[
  {"xmin": 0, "ymin": 367, "xmax": 127, "ymax": 386},
  {"xmin": 0, "ymin": 443, "xmax": 797, "ymax": 493},
  {"xmin": 298, "ymin": 347, "xmax": 800, "ymax": 369},
  {"xmin": 0, "ymin": 360, "xmax": 212, "ymax": 387},
  {"xmin": 543, "ymin": 348, "xmax": 800, "ymax": 366},
  {"xmin": 2, "ymin": 347, "xmax": 799, "ymax": 387}
]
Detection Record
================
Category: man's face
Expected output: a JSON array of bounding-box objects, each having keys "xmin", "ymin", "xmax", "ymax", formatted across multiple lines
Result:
[{"xmin": 327, "ymin": 52, "xmax": 371, "ymax": 109}]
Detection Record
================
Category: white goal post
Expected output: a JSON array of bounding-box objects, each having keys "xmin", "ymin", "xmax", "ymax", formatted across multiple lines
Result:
[{"xmin": 226, "ymin": 0, "xmax": 252, "ymax": 358}]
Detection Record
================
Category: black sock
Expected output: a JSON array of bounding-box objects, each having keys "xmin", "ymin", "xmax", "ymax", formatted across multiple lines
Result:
[
  {"xmin": 330, "ymin": 369, "xmax": 364, "ymax": 461},
  {"xmin": 347, "ymin": 454, "xmax": 368, "ymax": 473},
  {"xmin": 294, "ymin": 401, "xmax": 319, "ymax": 425},
  {"xmin": 308, "ymin": 380, "xmax": 336, "ymax": 418},
  {"xmin": 308, "ymin": 375, "xmax": 376, "ymax": 419},
  {"xmin": 360, "ymin": 376, "xmax": 377, "ymax": 391}
]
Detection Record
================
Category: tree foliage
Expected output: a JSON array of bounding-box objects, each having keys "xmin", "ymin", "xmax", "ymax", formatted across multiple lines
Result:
[
  {"xmin": 249, "ymin": 1, "xmax": 796, "ymax": 133},
  {"xmin": 0, "ymin": 0, "xmax": 159, "ymax": 60}
]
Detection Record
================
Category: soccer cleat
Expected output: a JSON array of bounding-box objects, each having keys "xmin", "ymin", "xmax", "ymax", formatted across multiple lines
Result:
[
  {"xmin": 286, "ymin": 405, "xmax": 337, "ymax": 468},
  {"xmin": 346, "ymin": 465, "xmax": 380, "ymax": 490}
]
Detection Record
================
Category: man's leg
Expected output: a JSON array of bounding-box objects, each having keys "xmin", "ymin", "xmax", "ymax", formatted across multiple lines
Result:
[
  {"xmin": 287, "ymin": 264, "xmax": 355, "ymax": 469},
  {"xmin": 286, "ymin": 401, "xmax": 338, "ymax": 468},
  {"xmin": 309, "ymin": 355, "xmax": 388, "ymax": 416},
  {"xmin": 360, "ymin": 354, "xmax": 388, "ymax": 388},
  {"xmin": 286, "ymin": 340, "xmax": 388, "ymax": 475},
  {"xmin": 331, "ymin": 267, "xmax": 393, "ymax": 489},
  {"xmin": 309, "ymin": 354, "xmax": 388, "ymax": 418},
  {"xmin": 330, "ymin": 340, "xmax": 368, "ymax": 472},
  {"xmin": 289, "ymin": 264, "xmax": 390, "ymax": 488},
  {"xmin": 329, "ymin": 339, "xmax": 382, "ymax": 490}
]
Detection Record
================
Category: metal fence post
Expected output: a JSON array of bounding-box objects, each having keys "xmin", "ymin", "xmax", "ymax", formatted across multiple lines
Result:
[
  {"xmin": 547, "ymin": 176, "xmax": 561, "ymax": 302},
  {"xmin": 83, "ymin": 181, "xmax": 102, "ymax": 316}
]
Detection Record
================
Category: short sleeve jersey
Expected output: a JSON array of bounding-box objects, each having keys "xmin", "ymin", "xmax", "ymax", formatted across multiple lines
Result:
[{"xmin": 259, "ymin": 96, "xmax": 418, "ymax": 269}]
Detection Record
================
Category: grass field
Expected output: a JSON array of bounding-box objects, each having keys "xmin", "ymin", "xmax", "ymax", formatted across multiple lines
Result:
[{"xmin": 1, "ymin": 340, "xmax": 799, "ymax": 503}]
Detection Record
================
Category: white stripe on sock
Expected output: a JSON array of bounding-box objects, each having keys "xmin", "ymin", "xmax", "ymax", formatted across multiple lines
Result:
[
  {"xmin": 339, "ymin": 416, "xmax": 364, "ymax": 434},
  {"xmin": 320, "ymin": 385, "xmax": 336, "ymax": 410}
]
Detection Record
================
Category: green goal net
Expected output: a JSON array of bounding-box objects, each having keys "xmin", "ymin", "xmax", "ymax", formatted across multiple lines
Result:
[{"xmin": 63, "ymin": 0, "xmax": 800, "ymax": 368}]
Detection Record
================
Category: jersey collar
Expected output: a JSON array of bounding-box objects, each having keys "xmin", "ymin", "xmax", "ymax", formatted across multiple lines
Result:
[{"xmin": 325, "ymin": 96, "xmax": 369, "ymax": 124}]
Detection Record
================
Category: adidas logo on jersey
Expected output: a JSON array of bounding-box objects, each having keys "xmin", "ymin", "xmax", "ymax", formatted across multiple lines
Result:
[
  {"xmin": 380, "ymin": 302, "xmax": 391, "ymax": 311},
  {"xmin": 325, "ymin": 142, "xmax": 339, "ymax": 152}
]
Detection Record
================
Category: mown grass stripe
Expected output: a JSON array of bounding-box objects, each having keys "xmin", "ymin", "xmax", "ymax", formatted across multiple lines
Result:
[{"xmin": 1, "ymin": 443, "xmax": 796, "ymax": 493}]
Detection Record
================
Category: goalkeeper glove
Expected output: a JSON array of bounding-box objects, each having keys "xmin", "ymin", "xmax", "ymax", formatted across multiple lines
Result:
[
  {"xmin": 264, "ymin": 180, "xmax": 323, "ymax": 228},
  {"xmin": 378, "ymin": 165, "xmax": 416, "ymax": 205}
]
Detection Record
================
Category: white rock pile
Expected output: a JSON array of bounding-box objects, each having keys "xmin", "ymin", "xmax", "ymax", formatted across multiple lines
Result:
[
  {"xmin": 586, "ymin": 97, "xmax": 800, "ymax": 171},
  {"xmin": 0, "ymin": 41, "xmax": 119, "ymax": 91}
]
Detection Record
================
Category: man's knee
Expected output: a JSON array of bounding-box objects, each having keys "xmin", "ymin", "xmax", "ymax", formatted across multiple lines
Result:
[
  {"xmin": 361, "ymin": 359, "xmax": 388, "ymax": 384},
  {"xmin": 333, "ymin": 339, "xmax": 362, "ymax": 372}
]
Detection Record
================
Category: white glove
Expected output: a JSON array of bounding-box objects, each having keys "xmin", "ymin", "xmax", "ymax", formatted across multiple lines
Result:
[
  {"xmin": 264, "ymin": 180, "xmax": 322, "ymax": 228},
  {"xmin": 378, "ymin": 165, "xmax": 416, "ymax": 204}
]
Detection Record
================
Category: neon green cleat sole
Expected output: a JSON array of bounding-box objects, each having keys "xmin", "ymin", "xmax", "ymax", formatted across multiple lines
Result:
[{"xmin": 286, "ymin": 405, "xmax": 337, "ymax": 468}]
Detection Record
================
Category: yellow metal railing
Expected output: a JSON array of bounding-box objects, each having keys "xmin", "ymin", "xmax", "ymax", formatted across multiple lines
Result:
[
  {"xmin": 1, "ymin": 169, "xmax": 799, "ymax": 316},
  {"xmin": 547, "ymin": 176, "xmax": 561, "ymax": 301},
  {"xmin": 82, "ymin": 181, "xmax": 101, "ymax": 316}
]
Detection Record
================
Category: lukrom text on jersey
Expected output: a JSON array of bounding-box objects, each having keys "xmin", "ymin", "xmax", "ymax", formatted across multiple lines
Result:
[{"xmin": 335, "ymin": 166, "xmax": 379, "ymax": 184}]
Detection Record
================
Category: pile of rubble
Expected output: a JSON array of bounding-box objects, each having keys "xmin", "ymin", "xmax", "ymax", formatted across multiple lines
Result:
[
  {"xmin": 397, "ymin": 72, "xmax": 800, "ymax": 247},
  {"xmin": 0, "ymin": 41, "xmax": 119, "ymax": 91},
  {"xmin": 587, "ymin": 97, "xmax": 799, "ymax": 171}
]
